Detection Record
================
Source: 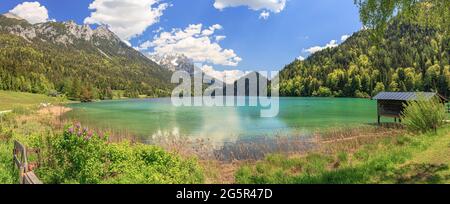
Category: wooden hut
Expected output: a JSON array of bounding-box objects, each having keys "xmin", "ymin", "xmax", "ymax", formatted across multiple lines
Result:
[{"xmin": 372, "ymin": 92, "xmax": 448, "ymax": 124}]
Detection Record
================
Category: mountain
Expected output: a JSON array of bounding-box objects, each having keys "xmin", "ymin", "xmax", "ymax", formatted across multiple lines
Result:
[
  {"xmin": 218, "ymin": 72, "xmax": 271, "ymax": 96},
  {"xmin": 147, "ymin": 54, "xmax": 195, "ymax": 75},
  {"xmin": 0, "ymin": 14, "xmax": 174, "ymax": 101},
  {"xmin": 232, "ymin": 72, "xmax": 271, "ymax": 96},
  {"xmin": 278, "ymin": 17, "xmax": 450, "ymax": 98}
]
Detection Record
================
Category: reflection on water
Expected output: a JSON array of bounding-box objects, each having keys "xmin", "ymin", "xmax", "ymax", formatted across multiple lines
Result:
[{"xmin": 65, "ymin": 97, "xmax": 378, "ymax": 148}]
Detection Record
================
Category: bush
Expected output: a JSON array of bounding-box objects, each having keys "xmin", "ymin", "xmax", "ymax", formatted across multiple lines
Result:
[
  {"xmin": 313, "ymin": 87, "xmax": 332, "ymax": 97},
  {"xmin": 401, "ymin": 96, "xmax": 447, "ymax": 133},
  {"xmin": 355, "ymin": 90, "xmax": 370, "ymax": 98},
  {"xmin": 36, "ymin": 123, "xmax": 204, "ymax": 184}
]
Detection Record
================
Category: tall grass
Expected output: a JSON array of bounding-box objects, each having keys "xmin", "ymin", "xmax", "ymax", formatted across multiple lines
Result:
[{"xmin": 401, "ymin": 97, "xmax": 447, "ymax": 133}]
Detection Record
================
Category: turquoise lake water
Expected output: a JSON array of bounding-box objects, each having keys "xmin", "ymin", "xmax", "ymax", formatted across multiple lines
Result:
[{"xmin": 65, "ymin": 97, "xmax": 384, "ymax": 145}]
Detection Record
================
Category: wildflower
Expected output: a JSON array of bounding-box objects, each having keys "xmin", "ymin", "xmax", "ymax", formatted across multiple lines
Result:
[{"xmin": 68, "ymin": 127, "xmax": 74, "ymax": 134}]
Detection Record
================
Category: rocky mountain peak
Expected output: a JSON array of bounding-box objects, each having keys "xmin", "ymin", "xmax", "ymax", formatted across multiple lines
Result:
[
  {"xmin": 63, "ymin": 20, "xmax": 94, "ymax": 41},
  {"xmin": 0, "ymin": 15, "xmax": 124, "ymax": 46},
  {"xmin": 148, "ymin": 53, "xmax": 195, "ymax": 74},
  {"xmin": 93, "ymin": 25, "xmax": 116, "ymax": 40}
]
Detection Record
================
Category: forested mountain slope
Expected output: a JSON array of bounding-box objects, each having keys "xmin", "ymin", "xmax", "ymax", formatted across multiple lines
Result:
[
  {"xmin": 279, "ymin": 19, "xmax": 449, "ymax": 98},
  {"xmin": 0, "ymin": 14, "xmax": 174, "ymax": 101}
]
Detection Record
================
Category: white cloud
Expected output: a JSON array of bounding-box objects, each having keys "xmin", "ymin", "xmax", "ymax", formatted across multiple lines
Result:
[
  {"xmin": 200, "ymin": 65, "xmax": 248, "ymax": 84},
  {"xmin": 141, "ymin": 24, "xmax": 242, "ymax": 66},
  {"xmin": 214, "ymin": 0, "xmax": 286, "ymax": 13},
  {"xmin": 215, "ymin": 35, "xmax": 226, "ymax": 42},
  {"xmin": 214, "ymin": 0, "xmax": 286, "ymax": 19},
  {"xmin": 297, "ymin": 56, "xmax": 305, "ymax": 61},
  {"xmin": 304, "ymin": 40, "xmax": 338, "ymax": 54},
  {"xmin": 138, "ymin": 40, "xmax": 153, "ymax": 50},
  {"xmin": 84, "ymin": 0, "xmax": 168, "ymax": 40},
  {"xmin": 201, "ymin": 24, "xmax": 223, "ymax": 36},
  {"xmin": 259, "ymin": 11, "xmax": 270, "ymax": 20},
  {"xmin": 9, "ymin": 2, "xmax": 50, "ymax": 24},
  {"xmin": 341, "ymin": 34, "xmax": 350, "ymax": 42}
]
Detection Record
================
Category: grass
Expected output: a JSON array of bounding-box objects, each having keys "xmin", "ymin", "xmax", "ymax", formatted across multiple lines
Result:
[
  {"xmin": 0, "ymin": 115, "xmax": 205, "ymax": 184},
  {"xmin": 0, "ymin": 91, "xmax": 204, "ymax": 184},
  {"xmin": 0, "ymin": 91, "xmax": 70, "ymax": 183},
  {"xmin": 235, "ymin": 125, "xmax": 450, "ymax": 184},
  {"xmin": 404, "ymin": 128, "xmax": 450, "ymax": 183},
  {"xmin": 0, "ymin": 91, "xmax": 65, "ymax": 111},
  {"xmin": 0, "ymin": 141, "xmax": 18, "ymax": 184},
  {"xmin": 1, "ymin": 91, "xmax": 449, "ymax": 184}
]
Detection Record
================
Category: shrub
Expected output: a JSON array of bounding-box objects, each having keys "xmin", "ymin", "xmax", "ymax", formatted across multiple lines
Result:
[
  {"xmin": 37, "ymin": 123, "xmax": 109, "ymax": 183},
  {"xmin": 401, "ymin": 96, "xmax": 447, "ymax": 133},
  {"xmin": 37, "ymin": 123, "xmax": 204, "ymax": 184}
]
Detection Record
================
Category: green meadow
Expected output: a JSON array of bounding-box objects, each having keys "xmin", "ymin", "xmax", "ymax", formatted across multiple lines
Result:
[{"xmin": 0, "ymin": 91, "xmax": 65, "ymax": 111}]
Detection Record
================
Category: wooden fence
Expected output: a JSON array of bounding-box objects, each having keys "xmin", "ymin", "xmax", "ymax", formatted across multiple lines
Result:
[{"xmin": 13, "ymin": 140, "xmax": 43, "ymax": 184}]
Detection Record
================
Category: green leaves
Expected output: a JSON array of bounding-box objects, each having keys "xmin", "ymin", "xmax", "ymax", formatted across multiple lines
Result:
[
  {"xmin": 355, "ymin": 0, "xmax": 450, "ymax": 37},
  {"xmin": 354, "ymin": 0, "xmax": 398, "ymax": 38},
  {"xmin": 37, "ymin": 124, "xmax": 204, "ymax": 184}
]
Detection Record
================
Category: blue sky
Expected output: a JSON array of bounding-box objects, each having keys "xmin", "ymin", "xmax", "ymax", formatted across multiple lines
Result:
[{"xmin": 1, "ymin": 0, "xmax": 362, "ymax": 78}]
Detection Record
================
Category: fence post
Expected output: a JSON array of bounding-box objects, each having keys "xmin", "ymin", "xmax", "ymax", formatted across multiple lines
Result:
[{"xmin": 13, "ymin": 140, "xmax": 42, "ymax": 184}]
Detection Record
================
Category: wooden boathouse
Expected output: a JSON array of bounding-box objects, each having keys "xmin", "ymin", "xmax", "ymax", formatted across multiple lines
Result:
[{"xmin": 372, "ymin": 92, "xmax": 448, "ymax": 124}]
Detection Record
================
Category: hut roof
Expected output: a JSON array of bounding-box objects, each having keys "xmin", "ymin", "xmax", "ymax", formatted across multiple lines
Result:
[{"xmin": 372, "ymin": 92, "xmax": 447, "ymax": 102}]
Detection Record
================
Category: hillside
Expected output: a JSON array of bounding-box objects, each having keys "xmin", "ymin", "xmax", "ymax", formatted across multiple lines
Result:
[
  {"xmin": 0, "ymin": 14, "xmax": 174, "ymax": 101},
  {"xmin": 279, "ymin": 19, "xmax": 450, "ymax": 98}
]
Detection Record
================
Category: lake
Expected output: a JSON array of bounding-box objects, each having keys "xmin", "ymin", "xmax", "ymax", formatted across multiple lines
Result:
[{"xmin": 65, "ymin": 97, "xmax": 384, "ymax": 146}]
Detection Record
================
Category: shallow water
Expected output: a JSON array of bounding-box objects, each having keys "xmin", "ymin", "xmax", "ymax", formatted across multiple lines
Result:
[{"xmin": 65, "ymin": 97, "xmax": 383, "ymax": 146}]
